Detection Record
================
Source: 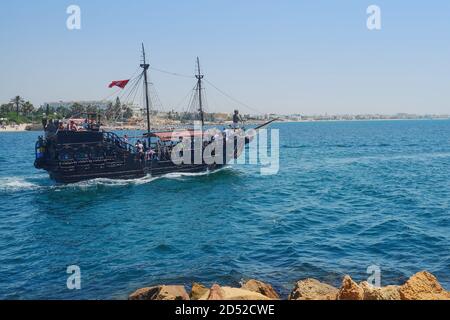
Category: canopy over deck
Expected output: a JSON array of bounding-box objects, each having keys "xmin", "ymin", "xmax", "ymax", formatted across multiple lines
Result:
[{"xmin": 145, "ymin": 130, "xmax": 203, "ymax": 142}]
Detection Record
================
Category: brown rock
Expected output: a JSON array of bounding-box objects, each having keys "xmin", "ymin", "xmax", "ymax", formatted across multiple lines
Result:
[
  {"xmin": 207, "ymin": 284, "xmax": 225, "ymax": 300},
  {"xmin": 207, "ymin": 284, "xmax": 271, "ymax": 300},
  {"xmin": 190, "ymin": 282, "xmax": 210, "ymax": 300},
  {"xmin": 399, "ymin": 271, "xmax": 450, "ymax": 300},
  {"xmin": 129, "ymin": 285, "xmax": 190, "ymax": 300},
  {"xmin": 360, "ymin": 282, "xmax": 401, "ymax": 300},
  {"xmin": 288, "ymin": 278, "xmax": 338, "ymax": 300},
  {"xmin": 337, "ymin": 275, "xmax": 364, "ymax": 300},
  {"xmin": 241, "ymin": 279, "xmax": 280, "ymax": 299}
]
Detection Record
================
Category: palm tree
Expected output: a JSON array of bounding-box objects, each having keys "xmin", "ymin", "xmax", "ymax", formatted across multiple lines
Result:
[
  {"xmin": 21, "ymin": 101, "xmax": 34, "ymax": 116},
  {"xmin": 0, "ymin": 103, "xmax": 14, "ymax": 115},
  {"xmin": 10, "ymin": 96, "xmax": 24, "ymax": 117}
]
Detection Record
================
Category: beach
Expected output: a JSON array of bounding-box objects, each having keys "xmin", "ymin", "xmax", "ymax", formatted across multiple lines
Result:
[{"xmin": 0, "ymin": 124, "xmax": 30, "ymax": 132}]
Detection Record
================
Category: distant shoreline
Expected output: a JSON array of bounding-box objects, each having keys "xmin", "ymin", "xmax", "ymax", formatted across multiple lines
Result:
[
  {"xmin": 1, "ymin": 117, "xmax": 449, "ymax": 133},
  {"xmin": 0, "ymin": 124, "xmax": 30, "ymax": 132},
  {"xmin": 278, "ymin": 117, "xmax": 450, "ymax": 123}
]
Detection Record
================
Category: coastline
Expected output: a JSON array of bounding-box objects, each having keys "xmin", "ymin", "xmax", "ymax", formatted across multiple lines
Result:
[
  {"xmin": 1, "ymin": 118, "xmax": 449, "ymax": 134},
  {"xmin": 0, "ymin": 124, "xmax": 30, "ymax": 132},
  {"xmin": 129, "ymin": 271, "xmax": 450, "ymax": 300}
]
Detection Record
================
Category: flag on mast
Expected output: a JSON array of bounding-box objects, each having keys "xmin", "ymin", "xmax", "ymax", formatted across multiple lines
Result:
[{"xmin": 108, "ymin": 80, "xmax": 130, "ymax": 89}]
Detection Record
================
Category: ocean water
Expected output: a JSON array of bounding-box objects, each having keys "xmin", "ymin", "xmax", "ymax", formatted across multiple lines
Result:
[{"xmin": 0, "ymin": 120, "xmax": 449, "ymax": 299}]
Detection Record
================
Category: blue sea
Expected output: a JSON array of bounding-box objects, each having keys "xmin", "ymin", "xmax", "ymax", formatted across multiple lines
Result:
[{"xmin": 0, "ymin": 120, "xmax": 449, "ymax": 299}]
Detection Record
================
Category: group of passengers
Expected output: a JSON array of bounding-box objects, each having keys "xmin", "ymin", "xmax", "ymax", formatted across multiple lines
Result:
[
  {"xmin": 127, "ymin": 110, "xmax": 244, "ymax": 163},
  {"xmin": 132, "ymin": 139, "xmax": 179, "ymax": 162},
  {"xmin": 65, "ymin": 119, "xmax": 100, "ymax": 132},
  {"xmin": 134, "ymin": 139, "xmax": 155, "ymax": 162},
  {"xmin": 44, "ymin": 118, "xmax": 100, "ymax": 133}
]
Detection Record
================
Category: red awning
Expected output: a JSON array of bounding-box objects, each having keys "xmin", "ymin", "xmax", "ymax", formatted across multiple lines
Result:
[{"xmin": 148, "ymin": 130, "xmax": 203, "ymax": 141}]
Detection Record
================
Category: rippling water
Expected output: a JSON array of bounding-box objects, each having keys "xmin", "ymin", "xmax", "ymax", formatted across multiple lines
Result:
[{"xmin": 0, "ymin": 120, "xmax": 449, "ymax": 299}]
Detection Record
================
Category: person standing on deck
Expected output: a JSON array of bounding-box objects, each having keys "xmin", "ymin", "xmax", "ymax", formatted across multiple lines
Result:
[{"xmin": 232, "ymin": 110, "xmax": 242, "ymax": 129}]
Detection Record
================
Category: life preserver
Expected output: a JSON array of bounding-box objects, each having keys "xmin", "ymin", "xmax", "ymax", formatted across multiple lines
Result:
[{"xmin": 36, "ymin": 139, "xmax": 45, "ymax": 159}]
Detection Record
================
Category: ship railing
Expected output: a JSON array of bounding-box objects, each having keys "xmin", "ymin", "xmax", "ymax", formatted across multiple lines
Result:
[{"xmin": 103, "ymin": 131, "xmax": 137, "ymax": 153}]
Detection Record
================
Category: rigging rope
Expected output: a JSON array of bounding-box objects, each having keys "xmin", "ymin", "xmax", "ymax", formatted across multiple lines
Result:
[
  {"xmin": 107, "ymin": 64, "xmax": 266, "ymax": 129},
  {"xmin": 204, "ymin": 79, "xmax": 264, "ymax": 115},
  {"xmin": 149, "ymin": 65, "xmax": 265, "ymax": 115},
  {"xmin": 173, "ymin": 84, "xmax": 197, "ymax": 111},
  {"xmin": 149, "ymin": 67, "xmax": 194, "ymax": 79},
  {"xmin": 122, "ymin": 73, "xmax": 143, "ymax": 105}
]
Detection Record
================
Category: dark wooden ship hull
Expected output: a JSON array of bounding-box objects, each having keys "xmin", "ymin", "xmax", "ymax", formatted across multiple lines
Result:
[
  {"xmin": 34, "ymin": 130, "xmax": 245, "ymax": 184},
  {"xmin": 47, "ymin": 160, "xmax": 224, "ymax": 184}
]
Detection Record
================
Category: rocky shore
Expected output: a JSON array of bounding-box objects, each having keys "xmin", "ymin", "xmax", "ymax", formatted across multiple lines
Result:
[{"xmin": 129, "ymin": 271, "xmax": 450, "ymax": 300}]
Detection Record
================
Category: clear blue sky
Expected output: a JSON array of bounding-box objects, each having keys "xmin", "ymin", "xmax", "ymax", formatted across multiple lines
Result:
[{"xmin": 1, "ymin": 1, "xmax": 449, "ymax": 115}]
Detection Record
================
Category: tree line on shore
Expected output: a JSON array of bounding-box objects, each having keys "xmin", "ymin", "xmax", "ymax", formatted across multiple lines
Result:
[
  {"xmin": 0, "ymin": 96, "xmax": 134, "ymax": 124},
  {"xmin": 1, "ymin": 95, "xmax": 259, "ymax": 126}
]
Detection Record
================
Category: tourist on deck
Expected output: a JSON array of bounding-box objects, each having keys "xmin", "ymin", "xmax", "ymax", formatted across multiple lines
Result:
[
  {"xmin": 146, "ymin": 148, "xmax": 156, "ymax": 161},
  {"xmin": 135, "ymin": 140, "xmax": 143, "ymax": 152},
  {"xmin": 68, "ymin": 120, "xmax": 78, "ymax": 131},
  {"xmin": 135, "ymin": 140, "xmax": 144, "ymax": 161},
  {"xmin": 232, "ymin": 109, "xmax": 242, "ymax": 129},
  {"xmin": 82, "ymin": 119, "xmax": 89, "ymax": 131}
]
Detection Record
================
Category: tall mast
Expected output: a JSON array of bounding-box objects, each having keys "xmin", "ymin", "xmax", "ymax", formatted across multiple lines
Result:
[
  {"xmin": 140, "ymin": 43, "xmax": 151, "ymax": 144},
  {"xmin": 195, "ymin": 57, "xmax": 204, "ymax": 127}
]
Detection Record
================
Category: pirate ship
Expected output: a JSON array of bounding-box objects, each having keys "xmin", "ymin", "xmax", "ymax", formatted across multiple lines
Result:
[{"xmin": 34, "ymin": 45, "xmax": 275, "ymax": 183}]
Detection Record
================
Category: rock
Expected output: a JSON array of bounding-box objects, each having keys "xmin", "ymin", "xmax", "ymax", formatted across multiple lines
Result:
[
  {"xmin": 129, "ymin": 285, "xmax": 190, "ymax": 300},
  {"xmin": 399, "ymin": 271, "xmax": 450, "ymax": 300},
  {"xmin": 241, "ymin": 279, "xmax": 280, "ymax": 299},
  {"xmin": 359, "ymin": 282, "xmax": 401, "ymax": 300},
  {"xmin": 207, "ymin": 284, "xmax": 226, "ymax": 300},
  {"xmin": 207, "ymin": 284, "xmax": 272, "ymax": 300},
  {"xmin": 190, "ymin": 283, "xmax": 210, "ymax": 300},
  {"xmin": 288, "ymin": 278, "xmax": 338, "ymax": 300},
  {"xmin": 337, "ymin": 275, "xmax": 364, "ymax": 300}
]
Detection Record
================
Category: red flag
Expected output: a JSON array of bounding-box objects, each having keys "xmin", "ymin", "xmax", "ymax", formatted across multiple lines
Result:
[{"xmin": 108, "ymin": 80, "xmax": 130, "ymax": 89}]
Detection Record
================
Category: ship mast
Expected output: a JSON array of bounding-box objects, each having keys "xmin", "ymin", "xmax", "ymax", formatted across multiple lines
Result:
[
  {"xmin": 140, "ymin": 43, "xmax": 151, "ymax": 145},
  {"xmin": 195, "ymin": 57, "xmax": 205, "ymax": 127}
]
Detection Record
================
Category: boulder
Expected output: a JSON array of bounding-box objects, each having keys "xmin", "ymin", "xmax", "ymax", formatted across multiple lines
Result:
[
  {"xmin": 207, "ymin": 284, "xmax": 272, "ymax": 300},
  {"xmin": 399, "ymin": 271, "xmax": 450, "ymax": 300},
  {"xmin": 288, "ymin": 278, "xmax": 338, "ymax": 300},
  {"xmin": 129, "ymin": 285, "xmax": 190, "ymax": 300},
  {"xmin": 207, "ymin": 284, "xmax": 225, "ymax": 300},
  {"xmin": 359, "ymin": 282, "xmax": 401, "ymax": 300},
  {"xmin": 190, "ymin": 282, "xmax": 210, "ymax": 300},
  {"xmin": 337, "ymin": 275, "xmax": 364, "ymax": 300},
  {"xmin": 241, "ymin": 279, "xmax": 280, "ymax": 299}
]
